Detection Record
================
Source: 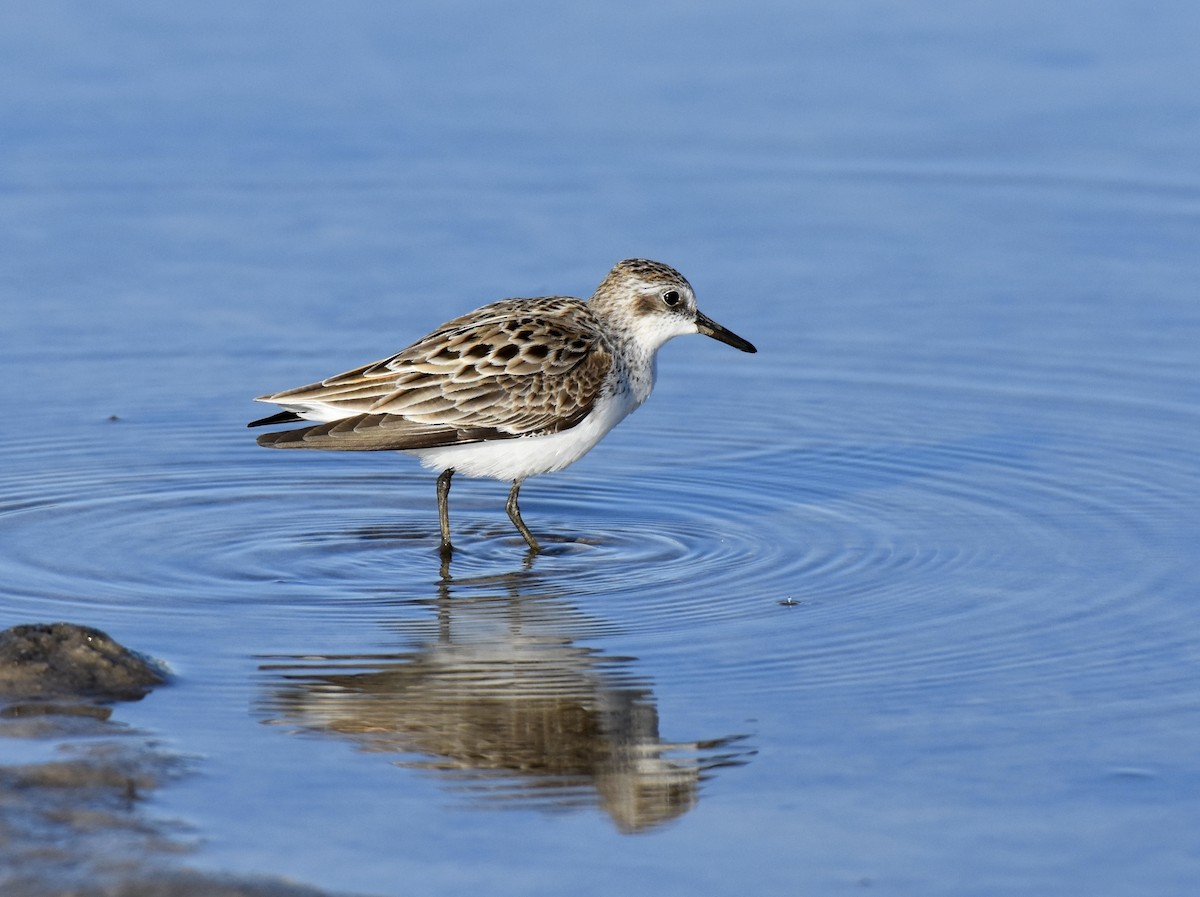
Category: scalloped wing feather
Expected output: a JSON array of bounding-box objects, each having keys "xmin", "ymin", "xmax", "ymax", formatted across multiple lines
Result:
[{"xmin": 254, "ymin": 297, "xmax": 614, "ymax": 450}]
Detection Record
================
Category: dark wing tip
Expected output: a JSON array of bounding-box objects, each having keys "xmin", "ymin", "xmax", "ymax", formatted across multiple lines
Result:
[{"xmin": 248, "ymin": 410, "xmax": 304, "ymax": 428}]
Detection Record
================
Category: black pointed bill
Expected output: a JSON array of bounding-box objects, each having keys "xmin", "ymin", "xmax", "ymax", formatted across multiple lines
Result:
[{"xmin": 695, "ymin": 310, "xmax": 757, "ymax": 353}]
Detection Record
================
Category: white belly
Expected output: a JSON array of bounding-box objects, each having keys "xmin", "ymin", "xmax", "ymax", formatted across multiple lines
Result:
[{"xmin": 405, "ymin": 388, "xmax": 640, "ymax": 481}]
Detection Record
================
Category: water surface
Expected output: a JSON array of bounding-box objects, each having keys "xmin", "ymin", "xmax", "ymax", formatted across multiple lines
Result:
[{"xmin": 2, "ymin": 2, "xmax": 1199, "ymax": 895}]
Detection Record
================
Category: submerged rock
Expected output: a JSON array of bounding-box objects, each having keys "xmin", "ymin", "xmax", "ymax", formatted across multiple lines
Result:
[
  {"xmin": 1, "ymin": 741, "xmax": 355, "ymax": 897},
  {"xmin": 0, "ymin": 624, "xmax": 361, "ymax": 897},
  {"xmin": 0, "ymin": 622, "xmax": 167, "ymax": 703},
  {"xmin": 70, "ymin": 872, "xmax": 358, "ymax": 896}
]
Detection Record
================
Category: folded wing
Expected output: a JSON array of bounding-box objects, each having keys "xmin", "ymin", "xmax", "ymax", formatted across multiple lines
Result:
[{"xmin": 252, "ymin": 298, "xmax": 613, "ymax": 451}]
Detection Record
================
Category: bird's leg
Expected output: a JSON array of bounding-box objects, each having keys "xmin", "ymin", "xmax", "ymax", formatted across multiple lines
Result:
[
  {"xmin": 437, "ymin": 468, "xmax": 455, "ymax": 555},
  {"xmin": 506, "ymin": 479, "xmax": 541, "ymax": 553}
]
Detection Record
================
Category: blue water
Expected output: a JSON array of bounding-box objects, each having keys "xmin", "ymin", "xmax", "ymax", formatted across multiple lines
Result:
[{"xmin": 3, "ymin": 2, "xmax": 1200, "ymax": 894}]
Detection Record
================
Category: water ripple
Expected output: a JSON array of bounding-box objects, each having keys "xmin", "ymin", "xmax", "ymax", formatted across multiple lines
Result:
[{"xmin": 2, "ymin": 344, "xmax": 1197, "ymax": 722}]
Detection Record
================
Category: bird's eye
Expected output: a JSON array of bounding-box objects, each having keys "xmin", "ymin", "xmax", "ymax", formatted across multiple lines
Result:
[{"xmin": 662, "ymin": 289, "xmax": 681, "ymax": 308}]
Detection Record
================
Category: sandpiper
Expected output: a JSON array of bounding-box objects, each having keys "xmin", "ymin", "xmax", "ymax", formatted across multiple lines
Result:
[{"xmin": 249, "ymin": 259, "xmax": 756, "ymax": 553}]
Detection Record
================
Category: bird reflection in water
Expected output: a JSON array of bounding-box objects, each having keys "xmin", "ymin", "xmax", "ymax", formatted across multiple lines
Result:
[{"xmin": 257, "ymin": 567, "xmax": 752, "ymax": 833}]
